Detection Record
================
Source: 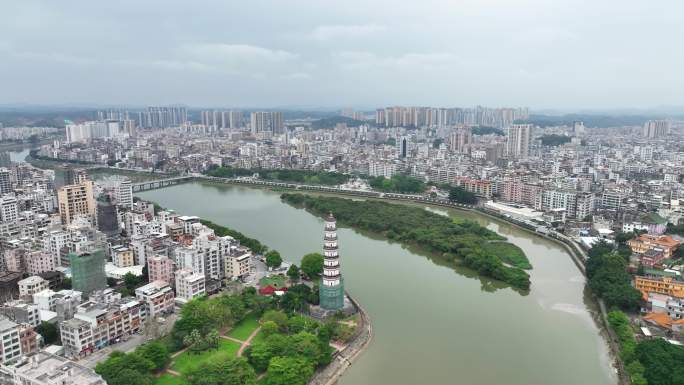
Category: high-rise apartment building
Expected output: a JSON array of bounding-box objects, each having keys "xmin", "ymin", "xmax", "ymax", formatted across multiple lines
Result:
[
  {"xmin": 397, "ymin": 136, "xmax": 409, "ymax": 158},
  {"xmin": 57, "ymin": 180, "xmax": 95, "ymax": 225},
  {"xmin": 139, "ymin": 106, "xmax": 187, "ymax": 128},
  {"xmin": 505, "ymin": 124, "xmax": 532, "ymax": 159},
  {"xmin": 642, "ymin": 120, "xmax": 670, "ymax": 139},
  {"xmin": 65, "ymin": 120, "xmax": 122, "ymax": 143},
  {"xmin": 0, "ymin": 168, "xmax": 11, "ymax": 195},
  {"xmin": 250, "ymin": 111, "xmax": 284, "ymax": 134},
  {"xmin": 0, "ymin": 196, "xmax": 18, "ymax": 223}
]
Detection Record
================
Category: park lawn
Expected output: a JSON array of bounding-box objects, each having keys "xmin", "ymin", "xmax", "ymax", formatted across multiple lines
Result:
[
  {"xmin": 153, "ymin": 374, "xmax": 186, "ymax": 385},
  {"xmin": 251, "ymin": 329, "xmax": 266, "ymax": 344},
  {"xmin": 483, "ymin": 241, "xmax": 532, "ymax": 269},
  {"xmin": 171, "ymin": 339, "xmax": 241, "ymax": 375},
  {"xmin": 227, "ymin": 312, "xmax": 260, "ymax": 341}
]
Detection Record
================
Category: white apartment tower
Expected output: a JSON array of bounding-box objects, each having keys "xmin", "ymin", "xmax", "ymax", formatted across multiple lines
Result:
[{"xmin": 505, "ymin": 124, "xmax": 532, "ymax": 159}]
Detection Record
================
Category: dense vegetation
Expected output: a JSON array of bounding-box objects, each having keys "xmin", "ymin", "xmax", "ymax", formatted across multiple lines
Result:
[
  {"xmin": 281, "ymin": 193, "xmax": 533, "ymax": 290},
  {"xmin": 667, "ymin": 222, "xmax": 684, "ymax": 236},
  {"xmin": 607, "ymin": 311, "xmax": 647, "ymax": 385},
  {"xmin": 95, "ymin": 341, "xmax": 170, "ymax": 385},
  {"xmin": 448, "ymin": 186, "xmax": 477, "ymax": 204},
  {"xmin": 201, "ymin": 219, "xmax": 270, "ymax": 255},
  {"xmin": 205, "ymin": 166, "xmax": 349, "ymax": 186},
  {"xmin": 311, "ymin": 115, "xmax": 366, "ymax": 129},
  {"xmin": 635, "ymin": 338, "xmax": 684, "ymax": 385},
  {"xmin": 367, "ymin": 174, "xmax": 426, "ymax": 194},
  {"xmin": 586, "ymin": 240, "xmax": 642, "ymax": 311},
  {"xmin": 609, "ymin": 310, "xmax": 684, "ymax": 385},
  {"xmin": 471, "ymin": 126, "xmax": 504, "ymax": 136},
  {"xmin": 539, "ymin": 134, "xmax": 572, "ymax": 146}
]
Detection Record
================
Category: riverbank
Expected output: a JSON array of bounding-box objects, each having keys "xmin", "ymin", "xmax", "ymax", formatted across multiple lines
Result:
[
  {"xmin": 308, "ymin": 295, "xmax": 372, "ymax": 385},
  {"xmin": 136, "ymin": 182, "xmax": 617, "ymax": 385}
]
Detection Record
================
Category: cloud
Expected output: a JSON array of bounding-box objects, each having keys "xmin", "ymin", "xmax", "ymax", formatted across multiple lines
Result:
[
  {"xmin": 333, "ymin": 51, "xmax": 460, "ymax": 71},
  {"xmin": 0, "ymin": 43, "xmax": 94, "ymax": 66},
  {"xmin": 182, "ymin": 43, "xmax": 297, "ymax": 63},
  {"xmin": 283, "ymin": 72, "xmax": 311, "ymax": 80},
  {"xmin": 310, "ymin": 24, "xmax": 386, "ymax": 41}
]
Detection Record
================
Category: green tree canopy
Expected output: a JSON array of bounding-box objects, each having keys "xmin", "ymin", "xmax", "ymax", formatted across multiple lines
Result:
[
  {"xmin": 266, "ymin": 356, "xmax": 314, "ymax": 385},
  {"xmin": 300, "ymin": 253, "xmax": 324, "ymax": 279},
  {"xmin": 265, "ymin": 250, "xmax": 283, "ymax": 269}
]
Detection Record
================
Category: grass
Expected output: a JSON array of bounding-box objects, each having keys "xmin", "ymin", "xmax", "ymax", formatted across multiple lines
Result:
[
  {"xmin": 483, "ymin": 241, "xmax": 532, "ymax": 269},
  {"xmin": 171, "ymin": 339, "xmax": 241, "ymax": 375},
  {"xmin": 153, "ymin": 374, "xmax": 186, "ymax": 385},
  {"xmin": 227, "ymin": 312, "xmax": 260, "ymax": 341}
]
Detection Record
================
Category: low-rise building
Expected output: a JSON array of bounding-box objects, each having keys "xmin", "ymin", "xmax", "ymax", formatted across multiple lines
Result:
[
  {"xmin": 635, "ymin": 276, "xmax": 684, "ymax": 297},
  {"xmin": 174, "ymin": 268, "xmax": 205, "ymax": 303},
  {"xmin": 135, "ymin": 281, "xmax": 174, "ymax": 318},
  {"xmin": 225, "ymin": 249, "xmax": 251, "ymax": 280},
  {"xmin": 0, "ymin": 318, "xmax": 21, "ymax": 364},
  {"xmin": 17, "ymin": 277, "xmax": 48, "ymax": 300},
  {"xmin": 147, "ymin": 255, "xmax": 174, "ymax": 286},
  {"xmin": 0, "ymin": 351, "xmax": 106, "ymax": 385},
  {"xmin": 60, "ymin": 297, "xmax": 145, "ymax": 359},
  {"xmin": 627, "ymin": 234, "xmax": 680, "ymax": 259}
]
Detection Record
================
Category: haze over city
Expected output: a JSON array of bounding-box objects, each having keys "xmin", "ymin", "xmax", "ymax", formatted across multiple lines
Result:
[
  {"xmin": 2, "ymin": 0, "xmax": 683, "ymax": 109},
  {"xmin": 1, "ymin": 2, "xmax": 684, "ymax": 385}
]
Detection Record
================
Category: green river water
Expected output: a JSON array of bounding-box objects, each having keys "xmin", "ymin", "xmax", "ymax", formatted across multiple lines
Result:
[{"xmin": 134, "ymin": 182, "xmax": 614, "ymax": 385}]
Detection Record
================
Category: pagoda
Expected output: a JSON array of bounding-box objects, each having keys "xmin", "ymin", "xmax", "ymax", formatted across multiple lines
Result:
[{"xmin": 319, "ymin": 213, "xmax": 345, "ymax": 310}]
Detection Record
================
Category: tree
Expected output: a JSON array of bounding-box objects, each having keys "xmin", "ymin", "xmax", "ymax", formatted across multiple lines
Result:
[
  {"xmin": 35, "ymin": 322, "xmax": 60, "ymax": 345},
  {"xmin": 448, "ymin": 186, "xmax": 477, "ymax": 204},
  {"xmin": 107, "ymin": 369, "xmax": 152, "ymax": 385},
  {"xmin": 285, "ymin": 332, "xmax": 323, "ymax": 365},
  {"xmin": 287, "ymin": 264, "xmax": 300, "ymax": 282},
  {"xmin": 266, "ymin": 356, "xmax": 314, "ymax": 385},
  {"xmin": 262, "ymin": 310, "xmax": 288, "ymax": 332},
  {"xmin": 184, "ymin": 329, "xmax": 206, "ymax": 353},
  {"xmin": 136, "ymin": 341, "xmax": 169, "ymax": 370},
  {"xmin": 265, "ymin": 250, "xmax": 283, "ymax": 269},
  {"xmin": 95, "ymin": 352, "xmax": 155, "ymax": 384},
  {"xmin": 206, "ymin": 329, "xmax": 220, "ymax": 350},
  {"xmin": 261, "ymin": 321, "xmax": 279, "ymax": 337},
  {"xmin": 247, "ymin": 334, "xmax": 288, "ymax": 372},
  {"xmin": 188, "ymin": 356, "xmax": 257, "ymax": 385},
  {"xmin": 300, "ymin": 253, "xmax": 324, "ymax": 279}
]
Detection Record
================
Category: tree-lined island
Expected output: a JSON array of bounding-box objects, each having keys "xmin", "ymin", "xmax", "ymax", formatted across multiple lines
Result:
[{"xmin": 280, "ymin": 193, "xmax": 532, "ymax": 290}]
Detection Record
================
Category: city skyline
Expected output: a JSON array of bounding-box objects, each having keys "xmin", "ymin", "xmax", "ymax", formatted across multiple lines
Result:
[{"xmin": 2, "ymin": 0, "xmax": 684, "ymax": 109}]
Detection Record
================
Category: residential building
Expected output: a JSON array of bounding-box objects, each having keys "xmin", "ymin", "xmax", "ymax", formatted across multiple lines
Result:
[
  {"xmin": 505, "ymin": 124, "xmax": 532, "ymax": 159},
  {"xmin": 453, "ymin": 177, "xmax": 492, "ymax": 198},
  {"xmin": 0, "ymin": 351, "xmax": 106, "ymax": 385},
  {"xmin": 17, "ymin": 277, "xmax": 48, "ymax": 300},
  {"xmin": 0, "ymin": 317, "xmax": 21, "ymax": 364},
  {"xmin": 174, "ymin": 268, "xmax": 205, "ymax": 303},
  {"xmin": 635, "ymin": 276, "xmax": 684, "ymax": 297},
  {"xmin": 627, "ymin": 234, "xmax": 680, "ymax": 259},
  {"xmin": 57, "ymin": 181, "xmax": 95, "ymax": 225},
  {"xmin": 147, "ymin": 255, "xmax": 174, "ymax": 286},
  {"xmin": 135, "ymin": 281, "xmax": 174, "ymax": 318},
  {"xmin": 225, "ymin": 249, "xmax": 251, "ymax": 280}
]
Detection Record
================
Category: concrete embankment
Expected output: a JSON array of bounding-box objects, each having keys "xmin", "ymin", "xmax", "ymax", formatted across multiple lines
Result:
[{"xmin": 308, "ymin": 295, "xmax": 373, "ymax": 385}]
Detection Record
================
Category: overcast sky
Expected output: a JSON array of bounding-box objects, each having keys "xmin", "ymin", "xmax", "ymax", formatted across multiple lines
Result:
[{"xmin": 0, "ymin": 0, "xmax": 681, "ymax": 110}]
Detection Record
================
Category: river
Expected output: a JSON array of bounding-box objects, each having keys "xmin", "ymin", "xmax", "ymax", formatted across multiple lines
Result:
[{"xmin": 139, "ymin": 182, "xmax": 614, "ymax": 385}]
